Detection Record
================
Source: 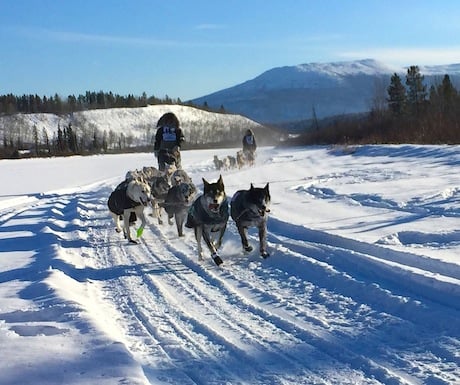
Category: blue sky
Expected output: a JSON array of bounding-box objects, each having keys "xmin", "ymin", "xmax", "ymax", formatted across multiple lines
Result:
[{"xmin": 1, "ymin": 0, "xmax": 460, "ymax": 101}]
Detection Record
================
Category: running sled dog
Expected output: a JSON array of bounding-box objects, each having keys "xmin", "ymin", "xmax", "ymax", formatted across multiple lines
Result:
[
  {"xmin": 108, "ymin": 178, "xmax": 151, "ymax": 244},
  {"xmin": 161, "ymin": 172, "xmax": 197, "ymax": 237},
  {"xmin": 231, "ymin": 183, "xmax": 271, "ymax": 258},
  {"xmin": 186, "ymin": 175, "xmax": 229, "ymax": 266}
]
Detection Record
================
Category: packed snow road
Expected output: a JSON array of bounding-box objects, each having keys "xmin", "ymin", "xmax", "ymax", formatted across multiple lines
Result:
[
  {"xmin": 1, "ymin": 145, "xmax": 459, "ymax": 384},
  {"xmin": 83, "ymin": 184, "xmax": 460, "ymax": 384}
]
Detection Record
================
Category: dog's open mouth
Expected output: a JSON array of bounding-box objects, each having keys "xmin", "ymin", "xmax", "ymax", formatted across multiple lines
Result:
[
  {"xmin": 258, "ymin": 207, "xmax": 270, "ymax": 216},
  {"xmin": 208, "ymin": 203, "xmax": 220, "ymax": 212}
]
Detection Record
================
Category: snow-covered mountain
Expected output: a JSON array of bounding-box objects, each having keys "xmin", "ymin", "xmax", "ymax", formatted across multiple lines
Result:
[
  {"xmin": 192, "ymin": 59, "xmax": 460, "ymax": 124},
  {"xmin": 0, "ymin": 104, "xmax": 272, "ymax": 149}
]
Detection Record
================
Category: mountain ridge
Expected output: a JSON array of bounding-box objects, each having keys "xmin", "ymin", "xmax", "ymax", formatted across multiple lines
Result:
[{"xmin": 191, "ymin": 59, "xmax": 460, "ymax": 124}]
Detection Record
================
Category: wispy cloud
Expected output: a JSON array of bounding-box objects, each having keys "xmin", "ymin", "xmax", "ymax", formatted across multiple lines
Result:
[
  {"xmin": 9, "ymin": 26, "xmax": 182, "ymax": 47},
  {"xmin": 339, "ymin": 47, "xmax": 460, "ymax": 66},
  {"xmin": 8, "ymin": 25, "xmax": 251, "ymax": 49},
  {"xmin": 194, "ymin": 23, "xmax": 226, "ymax": 30}
]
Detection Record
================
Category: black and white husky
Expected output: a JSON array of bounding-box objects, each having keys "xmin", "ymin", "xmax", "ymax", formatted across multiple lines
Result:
[
  {"xmin": 231, "ymin": 183, "xmax": 271, "ymax": 258},
  {"xmin": 186, "ymin": 175, "xmax": 229, "ymax": 266},
  {"xmin": 108, "ymin": 178, "xmax": 151, "ymax": 244}
]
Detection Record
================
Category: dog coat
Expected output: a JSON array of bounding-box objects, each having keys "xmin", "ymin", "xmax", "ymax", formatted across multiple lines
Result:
[
  {"xmin": 107, "ymin": 181, "xmax": 139, "ymax": 216},
  {"xmin": 185, "ymin": 196, "xmax": 229, "ymax": 228}
]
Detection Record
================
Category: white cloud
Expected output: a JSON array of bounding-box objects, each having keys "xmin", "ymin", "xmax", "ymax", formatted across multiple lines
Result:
[
  {"xmin": 339, "ymin": 47, "xmax": 460, "ymax": 66},
  {"xmin": 194, "ymin": 24, "xmax": 226, "ymax": 30},
  {"xmin": 12, "ymin": 26, "xmax": 180, "ymax": 47}
]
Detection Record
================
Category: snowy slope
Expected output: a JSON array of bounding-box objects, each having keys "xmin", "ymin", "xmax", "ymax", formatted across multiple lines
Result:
[
  {"xmin": 0, "ymin": 104, "xmax": 266, "ymax": 148},
  {"xmin": 0, "ymin": 145, "xmax": 459, "ymax": 384}
]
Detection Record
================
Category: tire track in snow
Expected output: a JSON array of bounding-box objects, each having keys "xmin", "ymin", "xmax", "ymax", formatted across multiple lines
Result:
[
  {"xmin": 91, "ymin": 225, "xmax": 201, "ymax": 384},
  {"xmin": 145, "ymin": 220, "xmax": 419, "ymax": 385},
  {"xmin": 96, "ymin": 224, "xmax": 286, "ymax": 384},
  {"xmin": 262, "ymin": 219, "xmax": 460, "ymax": 382},
  {"xmin": 86, "ymin": 183, "xmax": 459, "ymax": 385},
  {"xmin": 268, "ymin": 218, "xmax": 460, "ymax": 299},
  {"xmin": 135, "ymin": 223, "xmax": 325, "ymax": 384}
]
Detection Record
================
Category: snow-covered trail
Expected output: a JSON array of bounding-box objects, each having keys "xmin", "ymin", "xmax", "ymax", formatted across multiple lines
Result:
[
  {"xmin": 86, "ymin": 192, "xmax": 460, "ymax": 382},
  {"xmin": 1, "ymin": 146, "xmax": 459, "ymax": 385}
]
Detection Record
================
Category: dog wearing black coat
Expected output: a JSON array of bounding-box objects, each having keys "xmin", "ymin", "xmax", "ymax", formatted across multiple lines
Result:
[
  {"xmin": 186, "ymin": 175, "xmax": 229, "ymax": 266},
  {"xmin": 108, "ymin": 178, "xmax": 151, "ymax": 244},
  {"xmin": 231, "ymin": 183, "xmax": 271, "ymax": 258}
]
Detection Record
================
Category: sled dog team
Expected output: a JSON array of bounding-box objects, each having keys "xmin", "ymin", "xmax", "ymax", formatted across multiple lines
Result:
[
  {"xmin": 213, "ymin": 150, "xmax": 255, "ymax": 171},
  {"xmin": 108, "ymin": 163, "xmax": 271, "ymax": 266}
]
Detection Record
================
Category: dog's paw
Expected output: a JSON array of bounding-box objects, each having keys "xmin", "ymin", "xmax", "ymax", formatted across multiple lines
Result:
[
  {"xmin": 260, "ymin": 250, "xmax": 270, "ymax": 259},
  {"xmin": 115, "ymin": 228, "xmax": 122, "ymax": 233},
  {"xmin": 243, "ymin": 245, "xmax": 253, "ymax": 253},
  {"xmin": 212, "ymin": 253, "xmax": 223, "ymax": 266},
  {"xmin": 128, "ymin": 239, "xmax": 139, "ymax": 245}
]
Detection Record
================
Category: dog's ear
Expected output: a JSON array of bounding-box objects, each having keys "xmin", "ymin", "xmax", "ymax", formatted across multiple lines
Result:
[
  {"xmin": 202, "ymin": 177, "xmax": 209, "ymax": 192},
  {"xmin": 264, "ymin": 183, "xmax": 271, "ymax": 201},
  {"xmin": 217, "ymin": 175, "xmax": 224, "ymax": 187}
]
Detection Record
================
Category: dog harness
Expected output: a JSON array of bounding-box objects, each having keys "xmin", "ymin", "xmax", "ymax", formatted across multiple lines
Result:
[{"xmin": 231, "ymin": 190, "xmax": 267, "ymax": 223}]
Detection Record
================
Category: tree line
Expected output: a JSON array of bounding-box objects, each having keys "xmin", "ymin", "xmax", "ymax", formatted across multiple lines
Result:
[
  {"xmin": 0, "ymin": 90, "xmax": 233, "ymax": 158},
  {"xmin": 291, "ymin": 65, "xmax": 460, "ymax": 145},
  {"xmin": 0, "ymin": 91, "xmax": 186, "ymax": 115},
  {"xmin": 1, "ymin": 118, "xmax": 143, "ymax": 159}
]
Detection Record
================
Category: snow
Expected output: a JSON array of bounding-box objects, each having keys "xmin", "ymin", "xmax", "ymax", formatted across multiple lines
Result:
[
  {"xmin": 295, "ymin": 59, "xmax": 399, "ymax": 76},
  {"xmin": 0, "ymin": 144, "xmax": 459, "ymax": 385},
  {"xmin": 237, "ymin": 59, "xmax": 397, "ymax": 92},
  {"xmin": 0, "ymin": 104, "xmax": 264, "ymax": 148}
]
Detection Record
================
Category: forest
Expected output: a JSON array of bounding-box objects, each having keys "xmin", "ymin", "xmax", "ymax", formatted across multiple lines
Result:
[{"xmin": 292, "ymin": 65, "xmax": 460, "ymax": 145}]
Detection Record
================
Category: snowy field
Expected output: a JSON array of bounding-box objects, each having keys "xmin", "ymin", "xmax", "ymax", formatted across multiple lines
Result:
[{"xmin": 0, "ymin": 145, "xmax": 459, "ymax": 385}]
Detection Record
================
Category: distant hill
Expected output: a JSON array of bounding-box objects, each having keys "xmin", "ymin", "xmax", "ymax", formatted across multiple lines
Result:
[
  {"xmin": 0, "ymin": 104, "xmax": 277, "ymax": 150},
  {"xmin": 191, "ymin": 59, "xmax": 460, "ymax": 124}
]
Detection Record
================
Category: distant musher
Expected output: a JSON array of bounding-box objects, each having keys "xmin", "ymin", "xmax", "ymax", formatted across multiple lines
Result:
[
  {"xmin": 242, "ymin": 128, "xmax": 257, "ymax": 165},
  {"xmin": 153, "ymin": 112, "xmax": 185, "ymax": 171}
]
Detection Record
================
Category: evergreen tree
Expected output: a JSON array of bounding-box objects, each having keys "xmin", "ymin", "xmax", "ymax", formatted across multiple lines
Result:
[
  {"xmin": 92, "ymin": 130, "xmax": 100, "ymax": 151},
  {"xmin": 54, "ymin": 93, "xmax": 63, "ymax": 113},
  {"xmin": 67, "ymin": 95, "xmax": 77, "ymax": 112},
  {"xmin": 57, "ymin": 125, "xmax": 64, "ymax": 153},
  {"xmin": 438, "ymin": 74, "xmax": 457, "ymax": 114},
  {"xmin": 406, "ymin": 65, "xmax": 427, "ymax": 115},
  {"xmin": 42, "ymin": 127, "xmax": 51, "ymax": 154},
  {"xmin": 387, "ymin": 73, "xmax": 407, "ymax": 116},
  {"xmin": 66, "ymin": 123, "xmax": 77, "ymax": 153},
  {"xmin": 102, "ymin": 130, "xmax": 108, "ymax": 152},
  {"xmin": 33, "ymin": 125, "xmax": 39, "ymax": 156}
]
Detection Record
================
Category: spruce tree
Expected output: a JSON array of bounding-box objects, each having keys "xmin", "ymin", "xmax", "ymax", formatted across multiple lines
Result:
[
  {"xmin": 387, "ymin": 73, "xmax": 407, "ymax": 116},
  {"xmin": 405, "ymin": 65, "xmax": 427, "ymax": 115}
]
